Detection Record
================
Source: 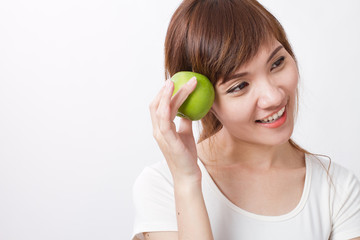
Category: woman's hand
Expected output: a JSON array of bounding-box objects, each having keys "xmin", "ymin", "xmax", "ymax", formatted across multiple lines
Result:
[
  {"xmin": 149, "ymin": 77, "xmax": 214, "ymax": 240},
  {"xmin": 149, "ymin": 77, "xmax": 201, "ymax": 184}
]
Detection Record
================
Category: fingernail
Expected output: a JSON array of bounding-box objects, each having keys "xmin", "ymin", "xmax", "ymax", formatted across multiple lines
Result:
[
  {"xmin": 166, "ymin": 80, "xmax": 173, "ymax": 89},
  {"xmin": 164, "ymin": 80, "xmax": 170, "ymax": 87},
  {"xmin": 188, "ymin": 77, "xmax": 197, "ymax": 85}
]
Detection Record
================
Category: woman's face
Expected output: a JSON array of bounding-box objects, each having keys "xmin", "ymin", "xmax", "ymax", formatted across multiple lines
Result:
[{"xmin": 211, "ymin": 39, "xmax": 298, "ymax": 147}]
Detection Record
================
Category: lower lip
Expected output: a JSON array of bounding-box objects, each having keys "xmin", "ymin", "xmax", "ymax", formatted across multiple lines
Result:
[{"xmin": 256, "ymin": 108, "xmax": 287, "ymax": 128}]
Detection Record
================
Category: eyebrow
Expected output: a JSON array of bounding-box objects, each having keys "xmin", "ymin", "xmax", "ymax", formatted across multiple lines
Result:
[
  {"xmin": 266, "ymin": 45, "xmax": 283, "ymax": 64},
  {"xmin": 219, "ymin": 45, "xmax": 284, "ymax": 86}
]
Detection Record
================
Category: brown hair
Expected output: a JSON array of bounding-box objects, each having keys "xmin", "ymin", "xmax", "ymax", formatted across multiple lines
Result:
[{"xmin": 164, "ymin": 0, "xmax": 330, "ymax": 167}]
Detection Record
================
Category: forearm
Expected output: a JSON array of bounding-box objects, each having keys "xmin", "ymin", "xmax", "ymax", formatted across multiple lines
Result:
[{"xmin": 174, "ymin": 179, "xmax": 214, "ymax": 240}]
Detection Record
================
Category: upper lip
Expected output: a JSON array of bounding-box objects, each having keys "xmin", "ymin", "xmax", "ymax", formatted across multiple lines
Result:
[{"xmin": 257, "ymin": 104, "xmax": 286, "ymax": 121}]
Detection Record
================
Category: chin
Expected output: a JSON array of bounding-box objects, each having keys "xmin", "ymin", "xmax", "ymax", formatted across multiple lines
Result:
[
  {"xmin": 256, "ymin": 137, "xmax": 290, "ymax": 148},
  {"xmin": 257, "ymin": 127, "xmax": 294, "ymax": 147}
]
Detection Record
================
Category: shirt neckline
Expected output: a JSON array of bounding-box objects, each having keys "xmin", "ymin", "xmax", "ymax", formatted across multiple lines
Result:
[{"xmin": 198, "ymin": 153, "xmax": 312, "ymax": 222}]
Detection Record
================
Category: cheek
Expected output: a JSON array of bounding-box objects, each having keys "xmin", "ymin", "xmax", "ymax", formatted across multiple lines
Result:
[
  {"xmin": 282, "ymin": 64, "xmax": 299, "ymax": 116},
  {"xmin": 281, "ymin": 63, "xmax": 299, "ymax": 93},
  {"xmin": 213, "ymin": 99, "xmax": 253, "ymax": 126}
]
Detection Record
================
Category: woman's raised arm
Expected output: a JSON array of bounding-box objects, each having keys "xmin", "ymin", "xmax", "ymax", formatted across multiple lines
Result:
[{"xmin": 147, "ymin": 77, "xmax": 214, "ymax": 240}]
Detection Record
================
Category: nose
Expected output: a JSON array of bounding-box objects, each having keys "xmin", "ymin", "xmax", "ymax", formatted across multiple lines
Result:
[{"xmin": 256, "ymin": 78, "xmax": 284, "ymax": 109}]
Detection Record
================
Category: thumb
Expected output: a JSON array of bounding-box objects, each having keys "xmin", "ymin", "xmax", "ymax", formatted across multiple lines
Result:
[{"xmin": 178, "ymin": 117, "xmax": 193, "ymax": 135}]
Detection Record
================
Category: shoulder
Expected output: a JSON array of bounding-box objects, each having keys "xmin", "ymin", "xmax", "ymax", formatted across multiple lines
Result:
[
  {"xmin": 307, "ymin": 154, "xmax": 360, "ymax": 239},
  {"xmin": 132, "ymin": 161, "xmax": 178, "ymax": 238},
  {"xmin": 133, "ymin": 160, "xmax": 174, "ymax": 201},
  {"xmin": 134, "ymin": 161, "xmax": 173, "ymax": 185},
  {"xmin": 307, "ymin": 153, "xmax": 359, "ymax": 186},
  {"xmin": 306, "ymin": 153, "xmax": 360, "ymax": 211}
]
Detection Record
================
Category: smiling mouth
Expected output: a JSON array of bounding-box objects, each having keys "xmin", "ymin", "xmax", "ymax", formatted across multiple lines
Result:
[{"xmin": 255, "ymin": 106, "xmax": 286, "ymax": 123}]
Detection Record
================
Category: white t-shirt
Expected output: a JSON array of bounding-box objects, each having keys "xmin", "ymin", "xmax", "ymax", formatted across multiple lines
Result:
[{"xmin": 132, "ymin": 154, "xmax": 360, "ymax": 240}]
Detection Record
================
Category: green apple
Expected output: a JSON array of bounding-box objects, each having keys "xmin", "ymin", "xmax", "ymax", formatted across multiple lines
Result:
[{"xmin": 171, "ymin": 71, "xmax": 215, "ymax": 121}]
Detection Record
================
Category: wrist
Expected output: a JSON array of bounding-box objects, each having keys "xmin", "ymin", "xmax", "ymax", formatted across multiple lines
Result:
[{"xmin": 173, "ymin": 171, "xmax": 202, "ymax": 188}]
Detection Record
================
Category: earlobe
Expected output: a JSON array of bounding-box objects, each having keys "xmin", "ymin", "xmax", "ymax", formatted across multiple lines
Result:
[{"xmin": 209, "ymin": 107, "xmax": 219, "ymax": 119}]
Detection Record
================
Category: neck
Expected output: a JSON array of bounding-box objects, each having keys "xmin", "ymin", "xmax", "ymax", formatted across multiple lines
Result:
[{"xmin": 197, "ymin": 129, "xmax": 304, "ymax": 170}]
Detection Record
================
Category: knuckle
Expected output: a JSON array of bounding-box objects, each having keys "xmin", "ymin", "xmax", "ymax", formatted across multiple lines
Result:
[
  {"xmin": 180, "ymin": 84, "xmax": 192, "ymax": 92},
  {"xmin": 186, "ymin": 84, "xmax": 195, "ymax": 94},
  {"xmin": 155, "ymin": 110, "xmax": 162, "ymax": 119},
  {"xmin": 159, "ymin": 123, "xmax": 170, "ymax": 134},
  {"xmin": 152, "ymin": 130, "xmax": 159, "ymax": 140},
  {"xmin": 178, "ymin": 86, "xmax": 192, "ymax": 98},
  {"xmin": 149, "ymin": 101, "xmax": 155, "ymax": 110},
  {"xmin": 184, "ymin": 83, "xmax": 192, "ymax": 91},
  {"xmin": 158, "ymin": 106, "xmax": 170, "ymax": 118}
]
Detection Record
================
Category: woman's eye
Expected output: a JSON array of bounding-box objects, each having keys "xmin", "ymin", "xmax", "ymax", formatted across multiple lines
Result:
[
  {"xmin": 271, "ymin": 56, "xmax": 285, "ymax": 71},
  {"xmin": 227, "ymin": 81, "xmax": 249, "ymax": 93}
]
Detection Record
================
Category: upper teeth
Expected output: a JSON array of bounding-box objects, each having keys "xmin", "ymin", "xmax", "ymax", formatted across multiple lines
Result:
[{"xmin": 259, "ymin": 107, "xmax": 285, "ymax": 123}]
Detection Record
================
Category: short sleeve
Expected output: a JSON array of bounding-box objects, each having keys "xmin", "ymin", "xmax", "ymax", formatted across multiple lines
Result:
[
  {"xmin": 132, "ymin": 164, "xmax": 178, "ymax": 239},
  {"xmin": 330, "ymin": 170, "xmax": 360, "ymax": 240}
]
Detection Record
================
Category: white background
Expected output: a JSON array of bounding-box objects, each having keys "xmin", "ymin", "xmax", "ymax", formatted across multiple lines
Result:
[{"xmin": 0, "ymin": 0, "xmax": 359, "ymax": 239}]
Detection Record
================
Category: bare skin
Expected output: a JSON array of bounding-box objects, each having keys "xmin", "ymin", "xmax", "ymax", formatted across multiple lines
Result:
[{"xmin": 197, "ymin": 138, "xmax": 306, "ymax": 216}]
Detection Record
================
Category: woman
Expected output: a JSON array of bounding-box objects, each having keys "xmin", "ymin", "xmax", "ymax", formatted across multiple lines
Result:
[{"xmin": 132, "ymin": 0, "xmax": 360, "ymax": 239}]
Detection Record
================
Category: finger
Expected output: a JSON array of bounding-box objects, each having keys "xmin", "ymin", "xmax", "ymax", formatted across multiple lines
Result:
[
  {"xmin": 149, "ymin": 80, "xmax": 169, "ymax": 128},
  {"xmin": 156, "ymin": 79, "xmax": 178, "ymax": 142},
  {"xmin": 178, "ymin": 117, "xmax": 193, "ymax": 136},
  {"xmin": 170, "ymin": 77, "xmax": 197, "ymax": 120},
  {"xmin": 151, "ymin": 81, "xmax": 167, "ymax": 109},
  {"xmin": 157, "ymin": 79, "xmax": 173, "ymax": 120}
]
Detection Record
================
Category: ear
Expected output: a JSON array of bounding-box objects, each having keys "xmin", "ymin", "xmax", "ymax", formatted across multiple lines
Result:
[{"xmin": 209, "ymin": 105, "xmax": 220, "ymax": 120}]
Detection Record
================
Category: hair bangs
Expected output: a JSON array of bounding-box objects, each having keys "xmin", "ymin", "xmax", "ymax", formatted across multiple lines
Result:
[
  {"xmin": 164, "ymin": 0, "xmax": 296, "ymax": 141},
  {"xmin": 179, "ymin": 0, "xmax": 281, "ymax": 85}
]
